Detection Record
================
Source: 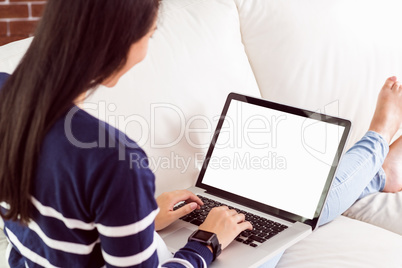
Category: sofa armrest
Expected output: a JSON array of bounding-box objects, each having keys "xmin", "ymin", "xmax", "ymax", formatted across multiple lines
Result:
[{"xmin": 344, "ymin": 192, "xmax": 402, "ymax": 236}]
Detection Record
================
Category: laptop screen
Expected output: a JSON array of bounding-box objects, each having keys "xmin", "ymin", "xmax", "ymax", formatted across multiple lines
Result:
[{"xmin": 196, "ymin": 93, "xmax": 351, "ymax": 226}]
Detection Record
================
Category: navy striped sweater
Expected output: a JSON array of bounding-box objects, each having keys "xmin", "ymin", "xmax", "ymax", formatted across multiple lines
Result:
[{"xmin": 0, "ymin": 73, "xmax": 212, "ymax": 267}]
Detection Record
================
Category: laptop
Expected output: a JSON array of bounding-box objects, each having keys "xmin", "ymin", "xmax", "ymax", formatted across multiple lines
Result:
[{"xmin": 158, "ymin": 92, "xmax": 351, "ymax": 267}]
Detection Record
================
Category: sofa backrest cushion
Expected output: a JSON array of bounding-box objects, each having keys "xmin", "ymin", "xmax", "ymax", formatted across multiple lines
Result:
[
  {"xmin": 0, "ymin": 37, "xmax": 32, "ymax": 73},
  {"xmin": 236, "ymin": 0, "xmax": 402, "ymax": 149}
]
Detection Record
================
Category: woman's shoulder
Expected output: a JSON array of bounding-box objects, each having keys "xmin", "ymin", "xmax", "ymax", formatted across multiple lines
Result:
[
  {"xmin": 35, "ymin": 106, "xmax": 155, "ymax": 221},
  {"xmin": 48, "ymin": 106, "xmax": 145, "ymax": 159},
  {"xmin": 39, "ymin": 105, "xmax": 151, "ymax": 188}
]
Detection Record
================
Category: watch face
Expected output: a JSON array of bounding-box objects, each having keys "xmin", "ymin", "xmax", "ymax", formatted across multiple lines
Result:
[{"xmin": 193, "ymin": 230, "xmax": 214, "ymax": 241}]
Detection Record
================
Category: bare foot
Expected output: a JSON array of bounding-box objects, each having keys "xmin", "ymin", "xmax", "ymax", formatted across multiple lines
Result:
[
  {"xmin": 383, "ymin": 136, "xmax": 402, "ymax": 192},
  {"xmin": 369, "ymin": 76, "xmax": 402, "ymax": 144}
]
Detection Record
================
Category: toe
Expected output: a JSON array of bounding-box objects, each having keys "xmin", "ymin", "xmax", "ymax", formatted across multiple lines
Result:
[
  {"xmin": 384, "ymin": 76, "xmax": 397, "ymax": 89},
  {"xmin": 391, "ymin": 81, "xmax": 401, "ymax": 91}
]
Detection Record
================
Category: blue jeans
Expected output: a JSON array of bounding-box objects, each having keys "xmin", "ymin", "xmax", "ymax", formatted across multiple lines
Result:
[{"xmin": 259, "ymin": 131, "xmax": 389, "ymax": 268}]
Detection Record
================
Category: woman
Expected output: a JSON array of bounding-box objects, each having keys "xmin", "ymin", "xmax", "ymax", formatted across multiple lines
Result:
[{"xmin": 1, "ymin": 0, "xmax": 402, "ymax": 267}]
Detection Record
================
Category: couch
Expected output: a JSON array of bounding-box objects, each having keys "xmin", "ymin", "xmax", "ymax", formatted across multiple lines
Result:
[{"xmin": 1, "ymin": 0, "xmax": 402, "ymax": 267}]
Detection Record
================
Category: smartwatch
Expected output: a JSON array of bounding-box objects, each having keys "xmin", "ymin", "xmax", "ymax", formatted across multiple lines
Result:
[{"xmin": 188, "ymin": 230, "xmax": 222, "ymax": 261}]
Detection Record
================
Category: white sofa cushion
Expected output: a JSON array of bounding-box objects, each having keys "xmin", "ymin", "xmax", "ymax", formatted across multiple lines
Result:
[
  {"xmin": 276, "ymin": 216, "xmax": 402, "ymax": 267},
  {"xmin": 344, "ymin": 192, "xmax": 402, "ymax": 236},
  {"xmin": 0, "ymin": 38, "xmax": 32, "ymax": 74},
  {"xmin": 0, "ymin": 229, "xmax": 8, "ymax": 268},
  {"xmin": 85, "ymin": 0, "xmax": 260, "ymax": 195},
  {"xmin": 235, "ymin": 0, "xmax": 402, "ymax": 150}
]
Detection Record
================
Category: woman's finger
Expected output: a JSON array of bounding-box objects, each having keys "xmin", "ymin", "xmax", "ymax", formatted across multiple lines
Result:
[
  {"xmin": 172, "ymin": 202, "xmax": 198, "ymax": 219},
  {"xmin": 233, "ymin": 213, "xmax": 246, "ymax": 223},
  {"xmin": 172, "ymin": 190, "xmax": 203, "ymax": 207}
]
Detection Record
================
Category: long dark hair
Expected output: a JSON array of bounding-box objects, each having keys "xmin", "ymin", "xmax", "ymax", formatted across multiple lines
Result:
[{"xmin": 0, "ymin": 0, "xmax": 159, "ymax": 224}]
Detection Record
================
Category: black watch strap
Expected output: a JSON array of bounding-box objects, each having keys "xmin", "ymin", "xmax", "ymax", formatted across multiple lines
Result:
[{"xmin": 188, "ymin": 230, "xmax": 222, "ymax": 261}]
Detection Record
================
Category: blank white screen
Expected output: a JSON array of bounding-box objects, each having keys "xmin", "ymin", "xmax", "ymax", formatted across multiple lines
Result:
[{"xmin": 202, "ymin": 100, "xmax": 345, "ymax": 219}]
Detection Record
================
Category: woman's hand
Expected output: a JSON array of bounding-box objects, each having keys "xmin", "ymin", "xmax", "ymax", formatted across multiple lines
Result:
[
  {"xmin": 155, "ymin": 190, "xmax": 203, "ymax": 231},
  {"xmin": 199, "ymin": 206, "xmax": 253, "ymax": 250}
]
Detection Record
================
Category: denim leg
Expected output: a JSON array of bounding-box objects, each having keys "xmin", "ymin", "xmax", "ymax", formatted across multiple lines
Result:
[
  {"xmin": 319, "ymin": 131, "xmax": 389, "ymax": 226},
  {"xmin": 357, "ymin": 168, "xmax": 386, "ymax": 200}
]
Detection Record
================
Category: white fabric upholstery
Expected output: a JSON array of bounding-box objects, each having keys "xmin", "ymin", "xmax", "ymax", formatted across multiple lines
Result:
[
  {"xmin": 0, "ymin": 37, "xmax": 32, "ymax": 73},
  {"xmin": 277, "ymin": 216, "xmax": 402, "ymax": 267},
  {"xmin": 344, "ymin": 192, "xmax": 402, "ymax": 236},
  {"xmin": 0, "ymin": 218, "xmax": 7, "ymax": 268},
  {"xmin": 235, "ymin": 0, "xmax": 402, "ymax": 150},
  {"xmin": 0, "ymin": 231, "xmax": 8, "ymax": 268}
]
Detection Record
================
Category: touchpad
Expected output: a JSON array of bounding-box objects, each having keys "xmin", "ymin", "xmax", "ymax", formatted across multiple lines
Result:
[{"xmin": 163, "ymin": 227, "xmax": 194, "ymax": 252}]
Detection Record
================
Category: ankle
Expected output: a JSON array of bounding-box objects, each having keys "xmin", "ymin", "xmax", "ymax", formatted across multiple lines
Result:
[{"xmin": 368, "ymin": 128, "xmax": 391, "ymax": 144}]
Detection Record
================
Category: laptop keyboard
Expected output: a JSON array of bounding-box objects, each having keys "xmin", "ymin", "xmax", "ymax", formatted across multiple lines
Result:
[{"xmin": 175, "ymin": 195, "xmax": 288, "ymax": 248}]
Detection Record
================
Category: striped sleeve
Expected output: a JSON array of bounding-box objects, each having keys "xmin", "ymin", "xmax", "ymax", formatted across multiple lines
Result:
[
  {"xmin": 93, "ymin": 146, "xmax": 213, "ymax": 268},
  {"xmin": 161, "ymin": 242, "xmax": 213, "ymax": 268},
  {"xmin": 90, "ymin": 147, "xmax": 160, "ymax": 268}
]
